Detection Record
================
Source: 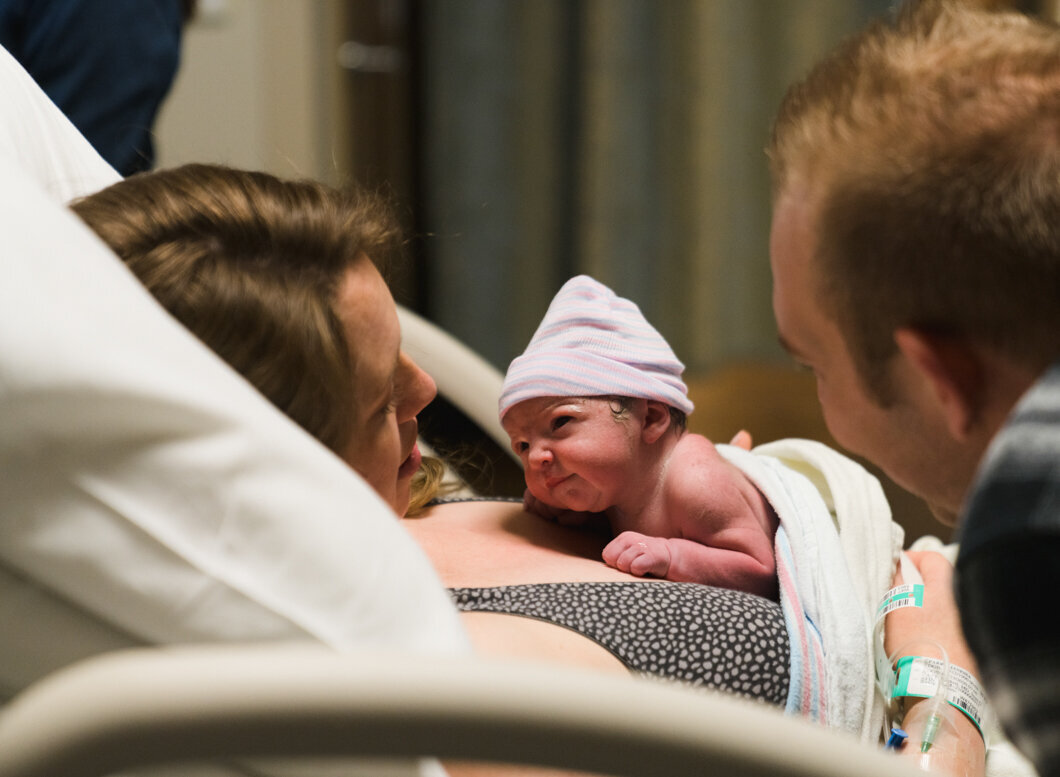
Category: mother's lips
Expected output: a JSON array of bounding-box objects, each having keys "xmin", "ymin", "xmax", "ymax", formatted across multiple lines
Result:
[{"xmin": 398, "ymin": 442, "xmax": 422, "ymax": 478}]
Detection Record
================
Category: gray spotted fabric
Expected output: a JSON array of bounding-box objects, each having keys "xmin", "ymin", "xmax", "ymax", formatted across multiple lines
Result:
[{"xmin": 450, "ymin": 581, "xmax": 789, "ymax": 705}]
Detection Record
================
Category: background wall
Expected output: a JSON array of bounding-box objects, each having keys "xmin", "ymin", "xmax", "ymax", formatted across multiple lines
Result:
[{"xmin": 155, "ymin": 0, "xmax": 350, "ymax": 184}]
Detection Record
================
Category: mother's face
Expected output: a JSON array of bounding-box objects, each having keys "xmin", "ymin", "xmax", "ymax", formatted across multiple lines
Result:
[{"xmin": 334, "ymin": 258, "xmax": 437, "ymax": 516}]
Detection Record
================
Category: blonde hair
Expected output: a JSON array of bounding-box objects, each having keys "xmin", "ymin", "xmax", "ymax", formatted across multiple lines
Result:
[
  {"xmin": 407, "ymin": 456, "xmax": 450, "ymax": 516},
  {"xmin": 72, "ymin": 163, "xmax": 448, "ymax": 511},
  {"xmin": 769, "ymin": 0, "xmax": 1060, "ymax": 401}
]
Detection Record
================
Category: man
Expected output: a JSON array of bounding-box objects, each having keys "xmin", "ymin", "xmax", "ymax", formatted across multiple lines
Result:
[
  {"xmin": 767, "ymin": 0, "xmax": 1060, "ymax": 775},
  {"xmin": 0, "ymin": 0, "xmax": 192, "ymax": 175}
]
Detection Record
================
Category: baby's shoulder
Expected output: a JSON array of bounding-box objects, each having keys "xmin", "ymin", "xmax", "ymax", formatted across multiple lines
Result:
[
  {"xmin": 671, "ymin": 432, "xmax": 725, "ymax": 465},
  {"xmin": 662, "ymin": 435, "xmax": 733, "ymax": 498}
]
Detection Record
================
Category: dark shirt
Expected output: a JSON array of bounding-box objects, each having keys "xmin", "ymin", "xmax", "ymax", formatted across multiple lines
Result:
[
  {"xmin": 957, "ymin": 360, "xmax": 1060, "ymax": 777},
  {"xmin": 0, "ymin": 0, "xmax": 183, "ymax": 175}
]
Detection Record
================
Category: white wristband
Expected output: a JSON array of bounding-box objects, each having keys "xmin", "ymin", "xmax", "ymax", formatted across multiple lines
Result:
[
  {"xmin": 893, "ymin": 655, "xmax": 989, "ymax": 740},
  {"xmin": 873, "ymin": 583, "xmax": 926, "ymax": 700}
]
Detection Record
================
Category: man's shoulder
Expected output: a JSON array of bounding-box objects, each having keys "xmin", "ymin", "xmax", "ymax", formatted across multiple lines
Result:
[{"xmin": 958, "ymin": 360, "xmax": 1060, "ymax": 558}]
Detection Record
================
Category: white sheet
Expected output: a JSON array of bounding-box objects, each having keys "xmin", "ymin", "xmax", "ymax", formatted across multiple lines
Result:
[
  {"xmin": 721, "ymin": 439, "xmax": 903, "ymax": 741},
  {"xmin": 0, "ymin": 45, "xmax": 120, "ymax": 202},
  {"xmin": 0, "ymin": 42, "xmax": 469, "ymax": 704},
  {"xmin": 723, "ymin": 441, "xmax": 1035, "ymax": 777}
]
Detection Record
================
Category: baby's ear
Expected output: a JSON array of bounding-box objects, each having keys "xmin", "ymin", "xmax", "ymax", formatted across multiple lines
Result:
[{"xmin": 641, "ymin": 400, "xmax": 673, "ymax": 444}]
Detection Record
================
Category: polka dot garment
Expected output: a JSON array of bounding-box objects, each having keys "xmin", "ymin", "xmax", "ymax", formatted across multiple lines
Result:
[{"xmin": 450, "ymin": 581, "xmax": 789, "ymax": 705}]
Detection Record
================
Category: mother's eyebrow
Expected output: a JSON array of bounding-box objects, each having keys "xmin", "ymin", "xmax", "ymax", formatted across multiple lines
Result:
[
  {"xmin": 367, "ymin": 349, "xmax": 401, "ymax": 413},
  {"xmin": 385, "ymin": 347, "xmax": 404, "ymax": 396}
]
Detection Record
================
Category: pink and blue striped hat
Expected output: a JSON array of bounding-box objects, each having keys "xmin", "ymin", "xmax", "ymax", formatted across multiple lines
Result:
[{"xmin": 499, "ymin": 275, "xmax": 694, "ymax": 419}]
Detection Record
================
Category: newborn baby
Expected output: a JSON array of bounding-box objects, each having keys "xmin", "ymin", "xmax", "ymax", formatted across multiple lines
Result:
[{"xmin": 500, "ymin": 275, "xmax": 778, "ymax": 599}]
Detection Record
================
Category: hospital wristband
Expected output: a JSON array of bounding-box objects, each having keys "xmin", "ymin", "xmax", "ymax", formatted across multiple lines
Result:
[
  {"xmin": 875, "ymin": 583, "xmax": 925, "ymax": 623},
  {"xmin": 892, "ymin": 655, "xmax": 988, "ymax": 740},
  {"xmin": 873, "ymin": 583, "xmax": 925, "ymax": 700}
]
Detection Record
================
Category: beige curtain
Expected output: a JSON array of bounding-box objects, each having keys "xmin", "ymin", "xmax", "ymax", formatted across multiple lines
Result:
[{"xmin": 420, "ymin": 0, "xmax": 889, "ymax": 373}]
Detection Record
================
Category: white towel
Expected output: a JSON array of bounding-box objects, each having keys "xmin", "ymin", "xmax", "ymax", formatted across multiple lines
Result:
[
  {"xmin": 720, "ymin": 439, "xmax": 903, "ymax": 741},
  {"xmin": 722, "ymin": 440, "xmax": 1036, "ymax": 776}
]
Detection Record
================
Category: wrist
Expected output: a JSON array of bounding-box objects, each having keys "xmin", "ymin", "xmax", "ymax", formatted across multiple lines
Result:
[
  {"xmin": 892, "ymin": 656, "xmax": 989, "ymax": 742},
  {"xmin": 899, "ymin": 696, "xmax": 986, "ymax": 775}
]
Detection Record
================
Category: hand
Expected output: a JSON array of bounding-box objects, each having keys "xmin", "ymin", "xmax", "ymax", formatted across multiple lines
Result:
[
  {"xmin": 602, "ymin": 531, "xmax": 672, "ymax": 578},
  {"xmin": 884, "ymin": 551, "xmax": 978, "ymax": 674},
  {"xmin": 523, "ymin": 489, "xmax": 606, "ymax": 529},
  {"xmin": 885, "ymin": 551, "xmax": 985, "ymax": 777},
  {"xmin": 522, "ymin": 488, "xmax": 556, "ymax": 519},
  {"xmin": 729, "ymin": 429, "xmax": 753, "ymax": 450}
]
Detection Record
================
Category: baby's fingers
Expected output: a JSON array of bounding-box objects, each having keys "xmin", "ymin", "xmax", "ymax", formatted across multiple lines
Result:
[
  {"xmin": 730, "ymin": 429, "xmax": 753, "ymax": 450},
  {"xmin": 602, "ymin": 531, "xmax": 645, "ymax": 568},
  {"xmin": 603, "ymin": 532, "xmax": 669, "ymax": 577}
]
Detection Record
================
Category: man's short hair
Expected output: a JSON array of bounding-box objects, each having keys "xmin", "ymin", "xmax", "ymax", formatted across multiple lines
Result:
[{"xmin": 769, "ymin": 0, "xmax": 1060, "ymax": 402}]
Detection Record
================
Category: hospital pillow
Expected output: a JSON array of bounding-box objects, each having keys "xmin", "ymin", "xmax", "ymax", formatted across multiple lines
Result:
[
  {"xmin": 0, "ymin": 45, "xmax": 121, "ymax": 202},
  {"xmin": 0, "ymin": 82, "xmax": 468, "ymax": 702}
]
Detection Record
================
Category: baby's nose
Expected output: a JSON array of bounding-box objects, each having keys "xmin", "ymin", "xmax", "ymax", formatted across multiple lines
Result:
[{"xmin": 528, "ymin": 444, "xmax": 552, "ymax": 467}]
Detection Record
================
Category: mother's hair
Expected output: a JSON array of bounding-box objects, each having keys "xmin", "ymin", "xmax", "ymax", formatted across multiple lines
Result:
[{"xmin": 71, "ymin": 163, "xmax": 445, "ymax": 513}]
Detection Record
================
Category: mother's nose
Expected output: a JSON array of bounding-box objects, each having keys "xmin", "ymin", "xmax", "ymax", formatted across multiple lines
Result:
[{"xmin": 400, "ymin": 352, "xmax": 437, "ymax": 420}]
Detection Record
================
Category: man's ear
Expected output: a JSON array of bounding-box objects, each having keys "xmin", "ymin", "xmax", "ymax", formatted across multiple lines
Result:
[
  {"xmin": 641, "ymin": 400, "xmax": 673, "ymax": 444},
  {"xmin": 894, "ymin": 328, "xmax": 983, "ymax": 440}
]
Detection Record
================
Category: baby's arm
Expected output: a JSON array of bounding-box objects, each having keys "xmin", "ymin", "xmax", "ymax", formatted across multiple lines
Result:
[
  {"xmin": 602, "ymin": 530, "xmax": 777, "ymax": 597},
  {"xmin": 602, "ymin": 447, "xmax": 778, "ymax": 596}
]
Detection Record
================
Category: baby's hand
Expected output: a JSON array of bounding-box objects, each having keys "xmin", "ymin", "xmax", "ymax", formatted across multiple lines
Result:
[
  {"xmin": 603, "ymin": 531, "xmax": 672, "ymax": 578},
  {"xmin": 522, "ymin": 489, "xmax": 602, "ymax": 528},
  {"xmin": 522, "ymin": 488, "xmax": 552, "ymax": 518}
]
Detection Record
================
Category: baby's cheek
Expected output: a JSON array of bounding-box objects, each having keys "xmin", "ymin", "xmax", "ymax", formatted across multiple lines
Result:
[{"xmin": 525, "ymin": 475, "xmax": 549, "ymax": 500}]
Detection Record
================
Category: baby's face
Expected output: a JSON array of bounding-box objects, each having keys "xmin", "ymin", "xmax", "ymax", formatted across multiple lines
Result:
[{"xmin": 502, "ymin": 396, "xmax": 641, "ymax": 513}]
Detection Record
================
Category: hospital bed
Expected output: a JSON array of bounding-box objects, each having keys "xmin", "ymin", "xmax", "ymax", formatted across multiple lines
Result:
[
  {"xmin": 0, "ymin": 42, "xmax": 1024, "ymax": 777},
  {"xmin": 0, "ymin": 644, "xmax": 921, "ymax": 777}
]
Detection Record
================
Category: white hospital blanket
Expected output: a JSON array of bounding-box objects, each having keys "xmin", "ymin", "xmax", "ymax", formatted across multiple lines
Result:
[
  {"xmin": 720, "ymin": 439, "xmax": 903, "ymax": 741},
  {"xmin": 721, "ymin": 440, "xmax": 1037, "ymax": 777}
]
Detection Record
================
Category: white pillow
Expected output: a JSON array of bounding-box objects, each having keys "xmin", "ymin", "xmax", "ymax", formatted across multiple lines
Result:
[
  {"xmin": 0, "ymin": 45, "xmax": 120, "ymax": 202},
  {"xmin": 0, "ymin": 115, "xmax": 468, "ymax": 698}
]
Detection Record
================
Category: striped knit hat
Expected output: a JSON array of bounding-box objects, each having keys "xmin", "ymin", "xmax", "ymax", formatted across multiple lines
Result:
[{"xmin": 499, "ymin": 275, "xmax": 694, "ymax": 419}]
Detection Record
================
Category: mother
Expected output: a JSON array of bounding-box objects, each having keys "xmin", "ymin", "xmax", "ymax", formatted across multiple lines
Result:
[{"xmin": 71, "ymin": 163, "xmax": 791, "ymax": 705}]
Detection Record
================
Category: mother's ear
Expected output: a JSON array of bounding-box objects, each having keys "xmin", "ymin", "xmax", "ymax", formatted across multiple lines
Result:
[
  {"xmin": 641, "ymin": 400, "xmax": 673, "ymax": 444},
  {"xmin": 894, "ymin": 328, "xmax": 984, "ymax": 440}
]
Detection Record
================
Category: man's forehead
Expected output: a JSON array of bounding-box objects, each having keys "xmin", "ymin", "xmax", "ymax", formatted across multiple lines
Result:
[{"xmin": 770, "ymin": 187, "xmax": 832, "ymax": 356}]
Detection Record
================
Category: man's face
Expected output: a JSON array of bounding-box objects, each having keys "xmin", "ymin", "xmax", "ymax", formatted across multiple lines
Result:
[{"xmin": 769, "ymin": 187, "xmax": 970, "ymax": 521}]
